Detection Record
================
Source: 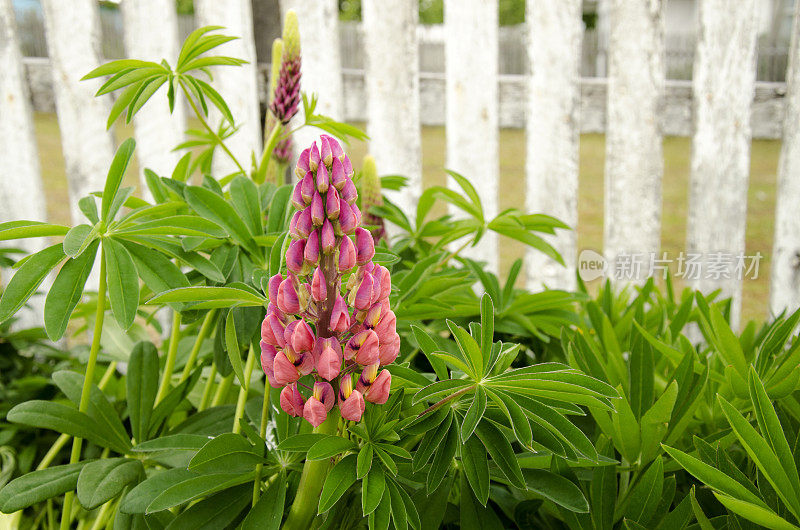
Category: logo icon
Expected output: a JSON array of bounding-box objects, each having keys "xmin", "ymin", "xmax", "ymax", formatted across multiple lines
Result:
[{"xmin": 578, "ymin": 249, "xmax": 607, "ymax": 282}]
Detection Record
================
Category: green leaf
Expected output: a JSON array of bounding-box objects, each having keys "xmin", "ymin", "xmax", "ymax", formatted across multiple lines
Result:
[
  {"xmin": 184, "ymin": 185, "xmax": 257, "ymax": 252},
  {"xmin": 459, "ymin": 473, "xmax": 503, "ymax": 530},
  {"xmin": 123, "ymin": 240, "xmax": 189, "ymax": 295},
  {"xmin": 486, "ymin": 387, "xmax": 533, "ymax": 448},
  {"xmin": 713, "ymin": 493, "xmax": 800, "ymax": 530},
  {"xmin": 127, "ymin": 341, "xmax": 159, "ymax": 443},
  {"xmin": 77, "ymin": 458, "xmax": 143, "ymax": 510},
  {"xmin": 624, "ymin": 456, "xmax": 664, "ymax": 524},
  {"xmin": 447, "ymin": 320, "xmax": 483, "ymax": 378},
  {"xmin": 188, "ymin": 433, "xmax": 263, "ymax": 475},
  {"xmin": 412, "ymin": 379, "xmax": 472, "ymax": 406},
  {"xmin": 0, "ymin": 220, "xmax": 69, "ymax": 241},
  {"xmin": 474, "ymin": 419, "xmax": 525, "ymax": 489},
  {"xmin": 363, "ymin": 463, "xmax": 386, "ymax": 517},
  {"xmin": 0, "ymin": 462, "xmax": 88, "ymax": 512},
  {"xmin": 44, "ymin": 239, "xmax": 99, "ymax": 341},
  {"xmin": 413, "ymin": 412, "xmax": 453, "ymax": 472},
  {"xmin": 708, "ymin": 305, "xmax": 748, "ymax": 377},
  {"xmin": 229, "ymin": 175, "xmax": 262, "ymax": 236},
  {"xmin": 276, "ymin": 433, "xmax": 332, "ymax": 452},
  {"xmin": 102, "ymin": 138, "xmax": 136, "ymax": 222},
  {"xmin": 427, "ymin": 420, "xmax": 458, "ymax": 493},
  {"xmin": 358, "ymin": 443, "xmax": 374, "ymax": 479},
  {"xmin": 131, "ymin": 434, "xmax": 210, "ymax": 452},
  {"xmin": 480, "ymin": 294, "xmax": 494, "ymax": 374},
  {"xmin": 0, "ymin": 243, "xmax": 65, "ymax": 322},
  {"xmin": 461, "ymin": 386, "xmax": 487, "ymax": 442},
  {"xmin": 103, "ymin": 238, "xmax": 139, "ymax": 330},
  {"xmin": 225, "ymin": 311, "xmax": 245, "ymax": 389},
  {"xmin": 307, "ymin": 436, "xmax": 358, "ymax": 461},
  {"xmin": 640, "ymin": 381, "xmax": 678, "ymax": 465},
  {"xmin": 62, "ymin": 224, "xmax": 97, "ymax": 257},
  {"xmin": 146, "ymin": 472, "xmax": 251, "ymax": 513},
  {"xmin": 524, "ymin": 469, "xmax": 590, "ymax": 513},
  {"xmin": 147, "ymin": 286, "xmax": 265, "ymax": 307},
  {"xmin": 319, "ymin": 454, "xmax": 357, "ymax": 513},
  {"xmin": 164, "ymin": 484, "xmax": 251, "ymax": 530},
  {"xmin": 242, "ymin": 475, "xmax": 287, "ymax": 530},
  {"xmin": 461, "ymin": 434, "xmax": 489, "ymax": 506}
]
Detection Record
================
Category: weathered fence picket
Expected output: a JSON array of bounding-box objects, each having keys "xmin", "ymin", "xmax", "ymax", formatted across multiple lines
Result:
[
  {"xmin": 603, "ymin": 0, "xmax": 664, "ymax": 275},
  {"xmin": 279, "ymin": 0, "xmax": 343, "ymax": 156},
  {"xmin": 444, "ymin": 0, "xmax": 499, "ymax": 273},
  {"xmin": 686, "ymin": 0, "xmax": 759, "ymax": 327},
  {"xmin": 525, "ymin": 0, "xmax": 582, "ymax": 291},
  {"xmin": 362, "ymin": 0, "xmax": 422, "ymax": 219},
  {"xmin": 195, "ymin": 0, "xmax": 261, "ymax": 175},
  {"xmin": 41, "ymin": 0, "xmax": 115, "ymax": 225},
  {"xmin": 121, "ymin": 0, "xmax": 186, "ymax": 196},
  {"xmin": 770, "ymin": 1, "xmax": 800, "ymax": 317}
]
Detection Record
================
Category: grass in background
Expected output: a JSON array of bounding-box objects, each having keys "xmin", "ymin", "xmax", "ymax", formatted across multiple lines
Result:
[{"xmin": 33, "ymin": 113, "xmax": 779, "ymax": 324}]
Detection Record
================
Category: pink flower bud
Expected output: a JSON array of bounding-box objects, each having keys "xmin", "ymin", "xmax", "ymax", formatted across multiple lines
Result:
[
  {"xmin": 286, "ymin": 239, "xmax": 305, "ymax": 274},
  {"xmin": 372, "ymin": 266, "xmax": 391, "ymax": 301},
  {"xmin": 315, "ymin": 338, "xmax": 342, "ymax": 380},
  {"xmin": 291, "ymin": 181, "xmax": 306, "ymax": 210},
  {"xmin": 320, "ymin": 135, "xmax": 333, "ymax": 167},
  {"xmin": 339, "ymin": 199, "xmax": 357, "ymax": 234},
  {"xmin": 292, "ymin": 320, "xmax": 315, "ymax": 352},
  {"xmin": 277, "ymin": 278, "xmax": 301, "ymax": 314},
  {"xmin": 321, "ymin": 219, "xmax": 335, "ymax": 252},
  {"xmin": 260, "ymin": 341, "xmax": 279, "ymax": 388},
  {"xmin": 363, "ymin": 303, "xmax": 382, "ymax": 329},
  {"xmin": 268, "ymin": 274, "xmax": 283, "ymax": 303},
  {"xmin": 311, "ymin": 266, "xmax": 327, "ymax": 302},
  {"xmin": 344, "ymin": 329, "xmax": 380, "ymax": 365},
  {"xmin": 304, "ymin": 230, "xmax": 320, "ymax": 266},
  {"xmin": 326, "ymin": 187, "xmax": 341, "ymax": 220},
  {"xmin": 322, "ymin": 134, "xmax": 344, "ymax": 159},
  {"xmin": 303, "ymin": 383, "xmax": 336, "ymax": 427},
  {"xmin": 342, "ymin": 155, "xmax": 354, "ymax": 178},
  {"xmin": 378, "ymin": 332, "xmax": 400, "ymax": 365},
  {"xmin": 350, "ymin": 273, "xmax": 375, "ymax": 311},
  {"xmin": 309, "ymin": 142, "xmax": 320, "ymax": 172},
  {"xmin": 280, "ymin": 383, "xmax": 305, "ymax": 417},
  {"xmin": 355, "ymin": 228, "xmax": 375, "ymax": 265},
  {"xmin": 374, "ymin": 310, "xmax": 396, "ymax": 343},
  {"xmin": 274, "ymin": 351, "xmax": 300, "ymax": 385},
  {"xmin": 341, "ymin": 178, "xmax": 357, "ymax": 205},
  {"xmin": 303, "ymin": 396, "xmax": 327, "ymax": 427},
  {"xmin": 331, "ymin": 157, "xmax": 347, "ymax": 190},
  {"xmin": 296, "ymin": 148, "xmax": 310, "ymax": 179},
  {"xmin": 351, "ymin": 203, "xmax": 362, "ymax": 227},
  {"xmin": 301, "ymin": 171, "xmax": 315, "ymax": 204},
  {"xmin": 329, "ymin": 295, "xmax": 350, "ymax": 333},
  {"xmin": 311, "ymin": 192, "xmax": 324, "ymax": 226},
  {"xmin": 339, "ymin": 389, "xmax": 365, "ymax": 422},
  {"xmin": 357, "ymin": 365, "xmax": 391, "ymax": 404},
  {"xmin": 297, "ymin": 283, "xmax": 311, "ymax": 312},
  {"xmin": 316, "ymin": 162, "xmax": 329, "ymax": 193},
  {"xmin": 266, "ymin": 302, "xmax": 285, "ymax": 323},
  {"xmin": 338, "ymin": 236, "xmax": 356, "ymax": 272},
  {"xmin": 261, "ymin": 313, "xmax": 287, "ymax": 348},
  {"xmin": 291, "ymin": 208, "xmax": 312, "ymax": 240}
]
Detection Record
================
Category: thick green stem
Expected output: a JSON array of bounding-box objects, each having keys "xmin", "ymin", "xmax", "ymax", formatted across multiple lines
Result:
[
  {"xmin": 254, "ymin": 122, "xmax": 284, "ymax": 184},
  {"xmin": 281, "ymin": 409, "xmax": 341, "ymax": 530},
  {"xmin": 60, "ymin": 246, "xmax": 107, "ymax": 530},
  {"xmin": 211, "ymin": 373, "xmax": 234, "ymax": 407},
  {"xmin": 180, "ymin": 310, "xmax": 216, "ymax": 382},
  {"xmin": 252, "ymin": 381, "xmax": 271, "ymax": 506},
  {"xmin": 197, "ymin": 365, "xmax": 217, "ymax": 412},
  {"xmin": 232, "ymin": 346, "xmax": 256, "ymax": 434},
  {"xmin": 155, "ymin": 312, "xmax": 182, "ymax": 403}
]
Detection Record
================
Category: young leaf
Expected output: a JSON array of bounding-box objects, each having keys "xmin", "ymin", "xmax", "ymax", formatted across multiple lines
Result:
[
  {"xmin": 524, "ymin": 469, "xmax": 590, "ymax": 513},
  {"xmin": 104, "ymin": 238, "xmax": 140, "ymax": 330},
  {"xmin": 242, "ymin": 475, "xmax": 287, "ymax": 530},
  {"xmin": 77, "ymin": 458, "xmax": 143, "ymax": 510},
  {"xmin": 480, "ymin": 294, "xmax": 494, "ymax": 374},
  {"xmin": 127, "ymin": 341, "xmax": 159, "ymax": 443},
  {"xmin": 306, "ymin": 436, "xmax": 357, "ymax": 461},
  {"xmin": 474, "ymin": 419, "xmax": 525, "ymax": 489},
  {"xmin": 44, "ymin": 239, "xmax": 99, "ymax": 341},
  {"xmin": 461, "ymin": 386, "xmax": 487, "ymax": 442},
  {"xmin": 362, "ymin": 463, "xmax": 386, "ymax": 516},
  {"xmin": 461, "ymin": 434, "xmax": 489, "ymax": 506},
  {"xmin": 318, "ymin": 454, "xmax": 357, "ymax": 513},
  {"xmin": 0, "ymin": 243, "xmax": 65, "ymax": 322},
  {"xmin": 0, "ymin": 462, "xmax": 88, "ymax": 512},
  {"xmin": 102, "ymin": 138, "xmax": 136, "ymax": 222},
  {"xmin": 225, "ymin": 311, "xmax": 245, "ymax": 390}
]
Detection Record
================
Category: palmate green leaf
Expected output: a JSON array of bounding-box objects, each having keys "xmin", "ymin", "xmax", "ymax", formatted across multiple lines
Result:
[
  {"xmin": 640, "ymin": 381, "xmax": 678, "ymax": 465},
  {"xmin": 146, "ymin": 471, "xmax": 253, "ymax": 513},
  {"xmin": 713, "ymin": 493, "xmax": 800, "ymax": 530},
  {"xmin": 77, "ymin": 458, "xmax": 143, "ymax": 510},
  {"xmin": 512, "ymin": 393, "xmax": 598, "ymax": 461},
  {"xmin": 127, "ymin": 341, "xmax": 159, "ymax": 443},
  {"xmin": 412, "ymin": 379, "xmax": 473, "ymax": 405},
  {"xmin": 0, "ymin": 220, "xmax": 70, "ymax": 241},
  {"xmin": 126, "ymin": 77, "xmax": 167, "ymax": 124},
  {"xmin": 131, "ymin": 434, "xmax": 210, "ymax": 452},
  {"xmin": 447, "ymin": 320, "xmax": 484, "ymax": 379},
  {"xmin": 123, "ymin": 240, "xmax": 189, "ymax": 297},
  {"xmin": 0, "ymin": 243, "xmax": 65, "ymax": 322},
  {"xmin": 115, "ymin": 215, "xmax": 227, "ymax": 238},
  {"xmin": 242, "ymin": 475, "xmax": 287, "ymax": 530},
  {"xmin": 0, "ymin": 462, "xmax": 88, "ymax": 512},
  {"xmin": 120, "ymin": 468, "xmax": 194, "ymax": 514},
  {"xmin": 183, "ymin": 185, "xmax": 257, "ymax": 253},
  {"xmin": 474, "ymin": 419, "xmax": 525, "ymax": 489},
  {"xmin": 104, "ymin": 238, "xmax": 140, "ymax": 330},
  {"xmin": 718, "ymin": 394, "xmax": 800, "ymax": 518},
  {"xmin": 363, "ymin": 464, "xmax": 386, "ymax": 516},
  {"xmin": 44, "ymin": 239, "xmax": 99, "ymax": 341},
  {"xmin": 480, "ymin": 294, "xmax": 494, "ymax": 372},
  {"xmin": 102, "ymin": 138, "xmax": 136, "ymax": 222},
  {"xmin": 276, "ymin": 433, "xmax": 331, "ymax": 452},
  {"xmin": 147, "ymin": 286, "xmax": 266, "ymax": 306},
  {"xmin": 82, "ymin": 59, "xmax": 160, "ymax": 80},
  {"xmin": 461, "ymin": 386, "xmax": 487, "ymax": 442},
  {"xmin": 413, "ymin": 412, "xmax": 453, "ymax": 472},
  {"xmin": 610, "ymin": 385, "xmax": 642, "ymax": 463},
  {"xmin": 229, "ymin": 175, "xmax": 262, "ymax": 236},
  {"xmin": 591, "ymin": 436, "xmax": 617, "ymax": 529},
  {"xmin": 707, "ymin": 305, "xmax": 748, "ymax": 377},
  {"xmin": 358, "ymin": 444, "xmax": 374, "ymax": 479},
  {"xmin": 403, "ymin": 405, "xmax": 450, "ymax": 436},
  {"xmin": 486, "ymin": 387, "xmax": 533, "ymax": 448},
  {"xmin": 319, "ymin": 454, "xmax": 357, "ymax": 514},
  {"xmin": 461, "ymin": 434, "xmax": 489, "ymax": 506}
]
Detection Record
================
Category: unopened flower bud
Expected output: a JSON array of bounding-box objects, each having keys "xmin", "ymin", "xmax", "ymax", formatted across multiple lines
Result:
[
  {"xmin": 268, "ymin": 273, "xmax": 283, "ymax": 303},
  {"xmin": 291, "ymin": 208, "xmax": 312, "ymax": 240},
  {"xmin": 286, "ymin": 239, "xmax": 305, "ymax": 274},
  {"xmin": 326, "ymin": 187, "xmax": 341, "ymax": 220},
  {"xmin": 301, "ymin": 171, "xmax": 315, "ymax": 203},
  {"xmin": 311, "ymin": 192, "xmax": 324, "ymax": 226},
  {"xmin": 341, "ymin": 178, "xmax": 357, "ymax": 205},
  {"xmin": 338, "ymin": 236, "xmax": 356, "ymax": 272},
  {"xmin": 277, "ymin": 278, "xmax": 301, "ymax": 314},
  {"xmin": 296, "ymin": 148, "xmax": 310, "ymax": 179},
  {"xmin": 329, "ymin": 295, "xmax": 350, "ymax": 333},
  {"xmin": 316, "ymin": 162, "xmax": 329, "ymax": 193},
  {"xmin": 321, "ymin": 219, "xmax": 335, "ymax": 252},
  {"xmin": 339, "ymin": 199, "xmax": 357, "ymax": 234},
  {"xmin": 291, "ymin": 181, "xmax": 306, "ymax": 210},
  {"xmin": 311, "ymin": 266, "xmax": 327, "ymax": 302},
  {"xmin": 309, "ymin": 142, "xmax": 320, "ymax": 172},
  {"xmin": 280, "ymin": 383, "xmax": 305, "ymax": 416},
  {"xmin": 304, "ymin": 230, "xmax": 320, "ymax": 266},
  {"xmin": 354, "ymin": 227, "xmax": 375, "ymax": 265},
  {"xmin": 320, "ymin": 135, "xmax": 333, "ymax": 168},
  {"xmin": 331, "ymin": 157, "xmax": 347, "ymax": 190},
  {"xmin": 322, "ymin": 134, "xmax": 343, "ymax": 159},
  {"xmin": 342, "ymin": 155, "xmax": 354, "ymax": 178}
]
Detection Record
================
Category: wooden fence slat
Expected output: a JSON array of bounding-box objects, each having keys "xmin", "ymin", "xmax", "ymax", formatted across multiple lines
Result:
[
  {"xmin": 279, "ymin": 0, "xmax": 343, "ymax": 157},
  {"xmin": 444, "ymin": 0, "xmax": 499, "ymax": 273},
  {"xmin": 41, "ymin": 0, "xmax": 115, "ymax": 225},
  {"xmin": 195, "ymin": 0, "xmax": 261, "ymax": 176},
  {"xmin": 525, "ymin": 0, "xmax": 582, "ymax": 290},
  {"xmin": 0, "ymin": 0, "xmax": 48, "ymax": 326},
  {"xmin": 362, "ymin": 0, "xmax": 422, "ymax": 219},
  {"xmin": 770, "ymin": 1, "xmax": 800, "ymax": 316},
  {"xmin": 121, "ymin": 0, "xmax": 186, "ymax": 199},
  {"xmin": 686, "ymin": 0, "xmax": 759, "ymax": 328},
  {"xmin": 603, "ymin": 0, "xmax": 664, "ymax": 278}
]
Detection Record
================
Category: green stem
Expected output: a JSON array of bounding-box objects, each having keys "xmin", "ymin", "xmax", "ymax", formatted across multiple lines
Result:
[
  {"xmin": 252, "ymin": 382, "xmax": 271, "ymax": 506},
  {"xmin": 60, "ymin": 246, "xmax": 108, "ymax": 530},
  {"xmin": 232, "ymin": 347, "xmax": 256, "ymax": 434},
  {"xmin": 88, "ymin": 499, "xmax": 113, "ymax": 530},
  {"xmin": 180, "ymin": 80, "xmax": 246, "ymax": 176},
  {"xmin": 254, "ymin": 122, "xmax": 284, "ymax": 184},
  {"xmin": 281, "ymin": 409, "xmax": 341, "ymax": 530},
  {"xmin": 198, "ymin": 365, "xmax": 217, "ymax": 412},
  {"xmin": 211, "ymin": 373, "xmax": 234, "ymax": 407},
  {"xmin": 179, "ymin": 310, "xmax": 216, "ymax": 382},
  {"xmin": 155, "ymin": 312, "xmax": 182, "ymax": 403}
]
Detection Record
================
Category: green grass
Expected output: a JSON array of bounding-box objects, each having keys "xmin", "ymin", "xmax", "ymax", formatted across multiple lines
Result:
[{"xmin": 32, "ymin": 113, "xmax": 780, "ymax": 324}]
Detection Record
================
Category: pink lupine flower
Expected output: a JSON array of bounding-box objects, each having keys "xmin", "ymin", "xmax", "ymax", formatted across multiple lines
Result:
[
  {"xmin": 259, "ymin": 136, "xmax": 399, "ymax": 426},
  {"xmin": 280, "ymin": 383, "xmax": 305, "ymax": 416},
  {"xmin": 357, "ymin": 363, "xmax": 391, "ymax": 404}
]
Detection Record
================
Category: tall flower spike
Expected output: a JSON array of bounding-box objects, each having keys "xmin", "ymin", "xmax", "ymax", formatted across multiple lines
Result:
[{"xmin": 269, "ymin": 10, "xmax": 301, "ymax": 125}]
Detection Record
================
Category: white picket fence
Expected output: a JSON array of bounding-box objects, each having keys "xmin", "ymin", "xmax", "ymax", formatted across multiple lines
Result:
[{"xmin": 1, "ymin": 0, "xmax": 799, "ymax": 329}]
